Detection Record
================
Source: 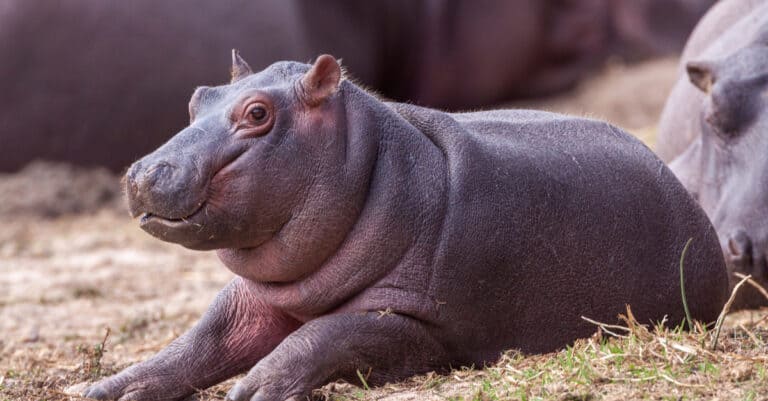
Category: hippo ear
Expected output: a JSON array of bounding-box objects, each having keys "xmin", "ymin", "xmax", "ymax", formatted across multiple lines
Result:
[
  {"xmin": 231, "ymin": 49, "xmax": 253, "ymax": 83},
  {"xmin": 686, "ymin": 60, "xmax": 716, "ymax": 94},
  {"xmin": 299, "ymin": 55, "xmax": 341, "ymax": 106}
]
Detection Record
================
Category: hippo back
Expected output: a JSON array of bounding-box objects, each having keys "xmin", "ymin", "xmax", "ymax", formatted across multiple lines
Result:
[{"xmin": 388, "ymin": 105, "xmax": 728, "ymax": 355}]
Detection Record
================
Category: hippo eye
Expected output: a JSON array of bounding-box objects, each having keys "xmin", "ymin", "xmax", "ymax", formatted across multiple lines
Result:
[
  {"xmin": 236, "ymin": 100, "xmax": 274, "ymax": 137},
  {"xmin": 247, "ymin": 104, "xmax": 269, "ymax": 124}
]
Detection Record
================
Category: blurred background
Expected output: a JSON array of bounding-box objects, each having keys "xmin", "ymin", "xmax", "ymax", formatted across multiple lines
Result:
[
  {"xmin": 1, "ymin": 0, "xmax": 714, "ymax": 173},
  {"xmin": 0, "ymin": 0, "xmax": 722, "ymax": 398}
]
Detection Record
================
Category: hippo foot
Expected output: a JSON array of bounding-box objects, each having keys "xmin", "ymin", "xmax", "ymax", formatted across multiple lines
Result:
[
  {"xmin": 223, "ymin": 346, "xmax": 321, "ymax": 401},
  {"xmin": 225, "ymin": 312, "xmax": 449, "ymax": 401},
  {"xmin": 225, "ymin": 372, "xmax": 308, "ymax": 401},
  {"xmin": 82, "ymin": 362, "xmax": 192, "ymax": 401}
]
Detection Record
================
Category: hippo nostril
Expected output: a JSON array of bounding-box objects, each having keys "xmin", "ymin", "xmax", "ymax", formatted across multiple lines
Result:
[
  {"xmin": 727, "ymin": 229, "xmax": 752, "ymax": 260},
  {"xmin": 140, "ymin": 162, "xmax": 177, "ymax": 189},
  {"xmin": 126, "ymin": 176, "xmax": 139, "ymax": 197},
  {"xmin": 728, "ymin": 237, "xmax": 744, "ymax": 257}
]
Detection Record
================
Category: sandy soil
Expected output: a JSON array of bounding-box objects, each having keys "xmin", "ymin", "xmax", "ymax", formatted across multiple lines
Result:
[{"xmin": 3, "ymin": 57, "xmax": 765, "ymax": 401}]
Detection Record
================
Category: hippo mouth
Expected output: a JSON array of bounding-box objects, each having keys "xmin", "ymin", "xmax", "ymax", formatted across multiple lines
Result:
[
  {"xmin": 139, "ymin": 201, "xmax": 207, "ymax": 228},
  {"xmin": 137, "ymin": 200, "xmax": 214, "ymax": 249}
]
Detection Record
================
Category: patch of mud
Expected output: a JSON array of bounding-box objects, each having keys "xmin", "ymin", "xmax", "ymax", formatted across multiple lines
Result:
[{"xmin": 0, "ymin": 161, "xmax": 122, "ymax": 218}]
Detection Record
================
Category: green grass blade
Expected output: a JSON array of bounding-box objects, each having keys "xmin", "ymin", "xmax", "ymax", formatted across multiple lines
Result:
[
  {"xmin": 679, "ymin": 237, "xmax": 694, "ymax": 330},
  {"xmin": 356, "ymin": 369, "xmax": 371, "ymax": 391}
]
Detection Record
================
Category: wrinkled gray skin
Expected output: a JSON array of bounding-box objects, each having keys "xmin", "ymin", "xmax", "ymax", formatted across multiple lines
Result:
[
  {"xmin": 657, "ymin": 0, "xmax": 768, "ymax": 308},
  {"xmin": 84, "ymin": 54, "xmax": 728, "ymax": 401},
  {"xmin": 1, "ymin": 0, "xmax": 715, "ymax": 172}
]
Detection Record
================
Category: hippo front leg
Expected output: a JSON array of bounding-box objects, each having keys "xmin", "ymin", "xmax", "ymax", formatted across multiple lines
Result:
[
  {"xmin": 225, "ymin": 312, "xmax": 450, "ymax": 401},
  {"xmin": 83, "ymin": 278, "xmax": 300, "ymax": 401}
]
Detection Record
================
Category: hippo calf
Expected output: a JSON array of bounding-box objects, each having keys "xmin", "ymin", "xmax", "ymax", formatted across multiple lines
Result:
[
  {"xmin": 85, "ymin": 53, "xmax": 727, "ymax": 401},
  {"xmin": 656, "ymin": 0, "xmax": 768, "ymax": 308}
]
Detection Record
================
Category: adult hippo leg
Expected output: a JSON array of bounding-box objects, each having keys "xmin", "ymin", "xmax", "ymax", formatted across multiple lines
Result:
[
  {"xmin": 84, "ymin": 278, "xmax": 300, "ymax": 401},
  {"xmin": 226, "ymin": 313, "xmax": 450, "ymax": 401}
]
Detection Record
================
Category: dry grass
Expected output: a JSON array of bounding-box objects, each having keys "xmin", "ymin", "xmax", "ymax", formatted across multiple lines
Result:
[{"xmin": 3, "ymin": 306, "xmax": 768, "ymax": 401}]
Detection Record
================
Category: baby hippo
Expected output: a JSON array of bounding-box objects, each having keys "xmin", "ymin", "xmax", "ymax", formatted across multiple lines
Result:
[
  {"xmin": 657, "ymin": 0, "xmax": 768, "ymax": 308},
  {"xmin": 85, "ymin": 52, "xmax": 727, "ymax": 401}
]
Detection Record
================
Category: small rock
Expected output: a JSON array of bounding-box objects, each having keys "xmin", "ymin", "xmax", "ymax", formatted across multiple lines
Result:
[
  {"xmin": 64, "ymin": 381, "xmax": 90, "ymax": 398},
  {"xmin": 22, "ymin": 325, "xmax": 39, "ymax": 343},
  {"xmin": 729, "ymin": 361, "xmax": 753, "ymax": 382}
]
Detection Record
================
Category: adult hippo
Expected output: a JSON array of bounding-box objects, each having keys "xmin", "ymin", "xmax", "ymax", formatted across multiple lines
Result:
[
  {"xmin": 656, "ymin": 0, "xmax": 768, "ymax": 308},
  {"xmin": 1, "ymin": 0, "xmax": 714, "ymax": 172},
  {"xmin": 83, "ymin": 53, "xmax": 727, "ymax": 401}
]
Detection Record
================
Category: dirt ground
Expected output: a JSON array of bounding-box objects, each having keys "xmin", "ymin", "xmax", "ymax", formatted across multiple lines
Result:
[{"xmin": 2, "ymin": 58, "xmax": 767, "ymax": 401}]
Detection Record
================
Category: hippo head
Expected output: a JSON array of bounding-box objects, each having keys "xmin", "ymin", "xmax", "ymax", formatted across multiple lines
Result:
[
  {"xmin": 671, "ymin": 44, "xmax": 768, "ymax": 301},
  {"xmin": 124, "ymin": 51, "xmax": 348, "ymax": 259}
]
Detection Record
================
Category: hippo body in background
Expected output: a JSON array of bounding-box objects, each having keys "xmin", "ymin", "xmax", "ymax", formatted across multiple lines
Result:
[
  {"xmin": 83, "ymin": 54, "xmax": 728, "ymax": 401},
  {"xmin": 0, "ymin": 0, "xmax": 305, "ymax": 172},
  {"xmin": 656, "ymin": 0, "xmax": 767, "ymax": 161},
  {"xmin": 301, "ymin": 0, "xmax": 718, "ymax": 109},
  {"xmin": 1, "ymin": 0, "xmax": 715, "ymax": 172},
  {"xmin": 656, "ymin": 0, "xmax": 768, "ymax": 308}
]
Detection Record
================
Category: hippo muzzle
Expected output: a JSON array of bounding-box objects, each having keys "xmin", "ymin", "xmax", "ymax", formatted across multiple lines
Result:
[
  {"xmin": 124, "ymin": 153, "xmax": 211, "ymax": 248},
  {"xmin": 125, "ymin": 159, "xmax": 206, "ymax": 221},
  {"xmin": 124, "ymin": 123, "xmax": 248, "ymax": 249}
]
